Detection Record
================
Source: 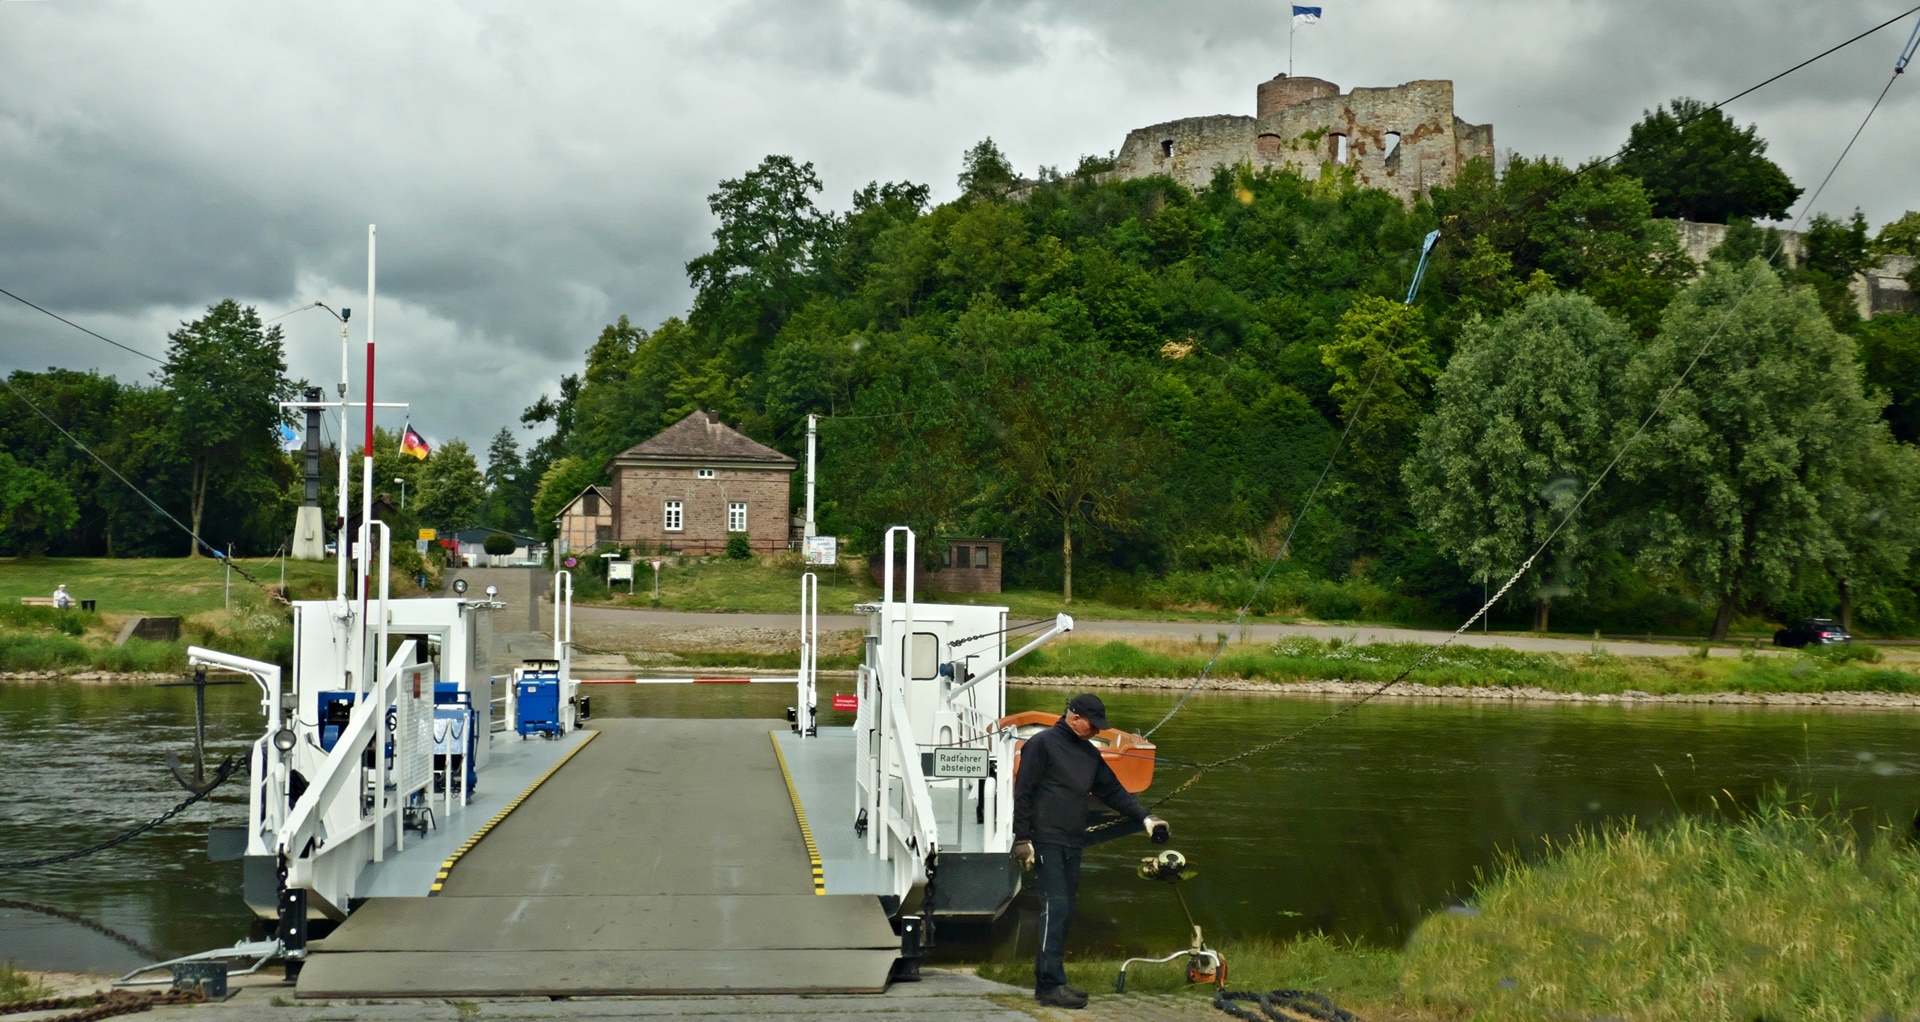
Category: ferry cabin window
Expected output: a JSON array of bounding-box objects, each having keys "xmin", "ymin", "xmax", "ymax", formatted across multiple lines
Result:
[
  {"xmin": 973, "ymin": 546, "xmax": 989, "ymax": 569},
  {"xmin": 663, "ymin": 500, "xmax": 683, "ymax": 531},
  {"xmin": 903, "ymin": 632, "xmax": 939, "ymax": 680},
  {"xmin": 697, "ymin": 468, "xmax": 716, "ymax": 479},
  {"xmin": 728, "ymin": 501, "xmax": 747, "ymax": 533}
]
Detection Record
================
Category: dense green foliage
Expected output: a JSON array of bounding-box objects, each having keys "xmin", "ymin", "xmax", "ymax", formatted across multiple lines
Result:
[
  {"xmin": 0, "ymin": 302, "xmax": 506, "ymax": 559},
  {"xmin": 1616, "ymin": 98, "xmax": 1802, "ymax": 223},
  {"xmin": 517, "ymin": 118, "xmax": 1920, "ymax": 632}
]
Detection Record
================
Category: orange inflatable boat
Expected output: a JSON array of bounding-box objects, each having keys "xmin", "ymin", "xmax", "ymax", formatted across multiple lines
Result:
[{"xmin": 996, "ymin": 710, "xmax": 1156, "ymax": 793}]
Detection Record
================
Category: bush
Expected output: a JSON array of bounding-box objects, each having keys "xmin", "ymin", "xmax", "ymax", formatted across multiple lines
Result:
[
  {"xmin": 482, "ymin": 533, "xmax": 516, "ymax": 556},
  {"xmin": 725, "ymin": 533, "xmax": 752, "ymax": 560}
]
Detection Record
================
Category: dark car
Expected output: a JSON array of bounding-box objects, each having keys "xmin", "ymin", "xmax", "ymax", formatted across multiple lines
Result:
[{"xmin": 1773, "ymin": 617, "xmax": 1851, "ymax": 648}]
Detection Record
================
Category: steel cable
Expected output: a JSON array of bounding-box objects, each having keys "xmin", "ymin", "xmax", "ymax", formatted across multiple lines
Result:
[{"xmin": 0, "ymin": 755, "xmax": 245, "ymax": 871}]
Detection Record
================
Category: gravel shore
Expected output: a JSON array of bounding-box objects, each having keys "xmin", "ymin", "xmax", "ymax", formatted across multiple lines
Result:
[{"xmin": 1013, "ymin": 675, "xmax": 1920, "ymax": 708}]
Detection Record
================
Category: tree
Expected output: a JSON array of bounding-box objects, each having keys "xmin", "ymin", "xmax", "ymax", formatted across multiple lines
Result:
[
  {"xmin": 481, "ymin": 427, "xmax": 532, "ymax": 530},
  {"xmin": 414, "ymin": 439, "xmax": 487, "ymax": 532},
  {"xmin": 530, "ymin": 456, "xmax": 604, "ymax": 543},
  {"xmin": 1320, "ymin": 296, "xmax": 1439, "ymax": 481},
  {"xmin": 976, "ymin": 306, "xmax": 1151, "ymax": 603},
  {"xmin": 1616, "ymin": 98, "xmax": 1802, "ymax": 223},
  {"xmin": 483, "ymin": 533, "xmax": 516, "ymax": 556},
  {"xmin": 1403, "ymin": 293, "xmax": 1634, "ymax": 630},
  {"xmin": 685, "ymin": 155, "xmax": 830, "ymax": 340},
  {"xmin": 1820, "ymin": 432, "xmax": 1920, "ymax": 631},
  {"xmin": 1853, "ymin": 314, "xmax": 1920, "ymax": 444},
  {"xmin": 0, "ymin": 451, "xmax": 79, "ymax": 554},
  {"xmin": 1619, "ymin": 260, "xmax": 1885, "ymax": 639},
  {"xmin": 958, "ymin": 138, "xmax": 1017, "ymax": 199},
  {"xmin": 160, "ymin": 300, "xmax": 297, "ymax": 556}
]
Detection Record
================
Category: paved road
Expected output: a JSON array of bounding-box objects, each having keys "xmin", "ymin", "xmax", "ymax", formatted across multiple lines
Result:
[{"xmin": 565, "ymin": 604, "xmax": 1751, "ymax": 659}]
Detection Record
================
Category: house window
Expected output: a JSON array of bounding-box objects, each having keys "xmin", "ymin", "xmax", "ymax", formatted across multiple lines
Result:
[
  {"xmin": 697, "ymin": 468, "xmax": 716, "ymax": 480},
  {"xmin": 664, "ymin": 500, "xmax": 683, "ymax": 532},
  {"xmin": 973, "ymin": 546, "xmax": 990, "ymax": 569},
  {"xmin": 728, "ymin": 501, "xmax": 747, "ymax": 533},
  {"xmin": 595, "ymin": 524, "xmax": 612, "ymax": 543},
  {"xmin": 583, "ymin": 490, "xmax": 599, "ymax": 515}
]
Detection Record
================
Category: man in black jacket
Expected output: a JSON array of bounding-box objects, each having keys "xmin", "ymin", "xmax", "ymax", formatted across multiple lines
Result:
[{"xmin": 1013, "ymin": 693, "xmax": 1170, "ymax": 1009}]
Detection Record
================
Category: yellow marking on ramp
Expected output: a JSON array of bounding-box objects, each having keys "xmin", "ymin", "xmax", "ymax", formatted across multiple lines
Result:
[
  {"xmin": 428, "ymin": 729, "xmax": 600, "ymax": 894},
  {"xmin": 769, "ymin": 731, "xmax": 826, "ymax": 895}
]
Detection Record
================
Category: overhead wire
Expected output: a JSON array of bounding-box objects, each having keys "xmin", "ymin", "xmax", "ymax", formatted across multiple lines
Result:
[{"xmin": 0, "ymin": 286, "xmax": 165, "ymax": 364}]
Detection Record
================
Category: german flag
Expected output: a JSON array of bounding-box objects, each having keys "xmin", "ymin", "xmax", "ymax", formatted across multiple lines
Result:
[{"xmin": 401, "ymin": 425, "xmax": 431, "ymax": 460}]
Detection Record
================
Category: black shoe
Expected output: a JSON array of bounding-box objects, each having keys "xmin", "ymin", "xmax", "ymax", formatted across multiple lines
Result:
[{"xmin": 1036, "ymin": 986, "xmax": 1089, "ymax": 1009}]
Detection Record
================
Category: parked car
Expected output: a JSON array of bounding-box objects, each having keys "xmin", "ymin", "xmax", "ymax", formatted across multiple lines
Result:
[{"xmin": 1773, "ymin": 617, "xmax": 1850, "ymax": 648}]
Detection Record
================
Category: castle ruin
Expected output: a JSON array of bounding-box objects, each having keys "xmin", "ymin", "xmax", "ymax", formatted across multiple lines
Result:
[{"xmin": 1110, "ymin": 74, "xmax": 1494, "ymax": 202}]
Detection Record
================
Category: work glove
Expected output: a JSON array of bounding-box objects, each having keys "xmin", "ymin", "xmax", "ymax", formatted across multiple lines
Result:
[
  {"xmin": 1144, "ymin": 816, "xmax": 1171, "ymax": 844},
  {"xmin": 1012, "ymin": 840, "xmax": 1035, "ymax": 871}
]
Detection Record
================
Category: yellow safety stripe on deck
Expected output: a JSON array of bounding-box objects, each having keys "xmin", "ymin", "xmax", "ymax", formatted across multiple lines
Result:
[
  {"xmin": 428, "ymin": 729, "xmax": 599, "ymax": 895},
  {"xmin": 768, "ymin": 731, "xmax": 826, "ymax": 895}
]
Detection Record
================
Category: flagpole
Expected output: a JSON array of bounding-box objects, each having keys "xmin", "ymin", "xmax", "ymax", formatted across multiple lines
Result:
[{"xmin": 1289, "ymin": 12, "xmax": 1294, "ymax": 77}]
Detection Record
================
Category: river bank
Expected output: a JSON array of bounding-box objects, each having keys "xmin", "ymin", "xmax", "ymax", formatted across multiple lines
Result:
[{"xmin": 1015, "ymin": 674, "xmax": 1920, "ymax": 708}]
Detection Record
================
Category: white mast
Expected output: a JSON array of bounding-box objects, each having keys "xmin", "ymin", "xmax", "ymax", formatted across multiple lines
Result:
[{"xmin": 805, "ymin": 413, "xmax": 817, "ymax": 538}]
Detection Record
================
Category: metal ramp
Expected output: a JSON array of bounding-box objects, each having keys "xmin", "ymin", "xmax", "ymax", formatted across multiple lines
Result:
[{"xmin": 296, "ymin": 719, "xmax": 900, "ymax": 997}]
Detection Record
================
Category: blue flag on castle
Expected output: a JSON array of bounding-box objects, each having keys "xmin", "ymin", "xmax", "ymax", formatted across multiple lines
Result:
[{"xmin": 1292, "ymin": 5, "xmax": 1321, "ymax": 23}]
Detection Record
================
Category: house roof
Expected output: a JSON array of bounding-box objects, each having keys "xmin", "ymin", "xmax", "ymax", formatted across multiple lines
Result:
[
  {"xmin": 553, "ymin": 484, "xmax": 611, "ymax": 522},
  {"xmin": 450, "ymin": 528, "xmax": 542, "ymax": 545},
  {"xmin": 609, "ymin": 411, "xmax": 796, "ymax": 468}
]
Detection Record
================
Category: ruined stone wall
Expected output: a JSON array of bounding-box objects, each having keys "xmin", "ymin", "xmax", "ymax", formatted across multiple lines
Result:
[
  {"xmin": 1111, "ymin": 75, "xmax": 1493, "ymax": 204},
  {"xmin": 1666, "ymin": 219, "xmax": 1915, "ymax": 319}
]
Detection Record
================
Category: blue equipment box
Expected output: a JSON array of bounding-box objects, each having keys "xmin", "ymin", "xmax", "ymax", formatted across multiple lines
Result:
[
  {"xmin": 515, "ymin": 665, "xmax": 561, "ymax": 737},
  {"xmin": 317, "ymin": 691, "xmax": 356, "ymax": 752}
]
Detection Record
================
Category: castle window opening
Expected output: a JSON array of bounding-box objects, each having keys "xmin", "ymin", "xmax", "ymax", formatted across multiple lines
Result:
[
  {"xmin": 1332, "ymin": 133, "xmax": 1349, "ymax": 164},
  {"xmin": 1255, "ymin": 133, "xmax": 1284, "ymax": 159},
  {"xmin": 1383, "ymin": 132, "xmax": 1401, "ymax": 160},
  {"xmin": 1161, "ymin": 139, "xmax": 1175, "ymax": 158}
]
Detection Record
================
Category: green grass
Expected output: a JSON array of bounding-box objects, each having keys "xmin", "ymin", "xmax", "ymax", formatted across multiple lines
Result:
[
  {"xmin": 1011, "ymin": 636, "xmax": 1920, "ymax": 696},
  {"xmin": 982, "ymin": 801, "xmax": 1920, "ymax": 1021},
  {"xmin": 0, "ymin": 556, "xmax": 425, "ymax": 674},
  {"xmin": 0, "ymin": 555, "xmax": 343, "ymax": 618},
  {"xmin": 588, "ymin": 554, "xmax": 1258, "ymax": 622},
  {"xmin": 1401, "ymin": 796, "xmax": 1920, "ymax": 1021},
  {"xmin": 977, "ymin": 934, "xmax": 1404, "ymax": 1013},
  {"xmin": 0, "ymin": 963, "xmax": 47, "ymax": 1005}
]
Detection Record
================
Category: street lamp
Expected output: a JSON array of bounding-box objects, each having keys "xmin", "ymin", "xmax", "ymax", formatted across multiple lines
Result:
[{"xmin": 394, "ymin": 477, "xmax": 407, "ymax": 510}]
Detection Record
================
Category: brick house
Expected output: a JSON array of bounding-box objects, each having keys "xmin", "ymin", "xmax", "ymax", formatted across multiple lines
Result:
[
  {"xmin": 607, "ymin": 411, "xmax": 797, "ymax": 555},
  {"xmin": 869, "ymin": 537, "xmax": 1005, "ymax": 594},
  {"xmin": 552, "ymin": 484, "xmax": 613, "ymax": 558}
]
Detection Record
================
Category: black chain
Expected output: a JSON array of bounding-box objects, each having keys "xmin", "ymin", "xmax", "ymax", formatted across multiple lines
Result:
[
  {"xmin": 0, "ymin": 900, "xmax": 160, "ymax": 961},
  {"xmin": 0, "ymin": 754, "xmax": 246, "ymax": 871},
  {"xmin": 1214, "ymin": 989, "xmax": 1362, "ymax": 1022}
]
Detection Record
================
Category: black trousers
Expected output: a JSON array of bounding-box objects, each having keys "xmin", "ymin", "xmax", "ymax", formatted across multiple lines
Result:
[{"xmin": 1032, "ymin": 841, "xmax": 1081, "ymax": 993}]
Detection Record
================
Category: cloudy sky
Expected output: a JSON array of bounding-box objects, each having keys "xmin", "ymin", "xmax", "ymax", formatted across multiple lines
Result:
[{"xmin": 4, "ymin": 0, "xmax": 1916, "ymax": 462}]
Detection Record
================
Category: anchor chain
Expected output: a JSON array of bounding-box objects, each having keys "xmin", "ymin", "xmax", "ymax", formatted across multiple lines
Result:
[
  {"xmin": 0, "ymin": 987, "xmax": 206, "ymax": 1022},
  {"xmin": 0, "ymin": 754, "xmax": 246, "ymax": 871},
  {"xmin": 1213, "ymin": 988, "xmax": 1362, "ymax": 1022}
]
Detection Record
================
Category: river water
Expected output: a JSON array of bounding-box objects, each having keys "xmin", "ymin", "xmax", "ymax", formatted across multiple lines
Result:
[{"xmin": 1, "ymin": 682, "xmax": 1914, "ymax": 972}]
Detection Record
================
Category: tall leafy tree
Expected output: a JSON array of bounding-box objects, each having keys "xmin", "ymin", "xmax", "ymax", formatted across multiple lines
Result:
[
  {"xmin": 685, "ymin": 155, "xmax": 830, "ymax": 343},
  {"xmin": 1620, "ymin": 260, "xmax": 1885, "ymax": 638},
  {"xmin": 1616, "ymin": 98, "xmax": 1802, "ymax": 223},
  {"xmin": 958, "ymin": 137, "xmax": 1017, "ymax": 199},
  {"xmin": 414, "ymin": 439, "xmax": 487, "ymax": 532},
  {"xmin": 1404, "ymin": 292, "xmax": 1634, "ymax": 630},
  {"xmin": 481, "ymin": 427, "xmax": 532, "ymax": 530},
  {"xmin": 0, "ymin": 451, "xmax": 79, "ymax": 554},
  {"xmin": 160, "ymin": 300, "xmax": 297, "ymax": 556}
]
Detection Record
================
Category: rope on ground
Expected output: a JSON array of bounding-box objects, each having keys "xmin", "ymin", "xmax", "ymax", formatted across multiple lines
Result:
[
  {"xmin": 0, "ymin": 755, "xmax": 245, "ymax": 871},
  {"xmin": 1214, "ymin": 988, "xmax": 1362, "ymax": 1022},
  {"xmin": 0, "ymin": 987, "xmax": 206, "ymax": 1022}
]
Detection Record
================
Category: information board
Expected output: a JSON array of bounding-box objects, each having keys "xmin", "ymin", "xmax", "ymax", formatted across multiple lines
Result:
[
  {"xmin": 803, "ymin": 535, "xmax": 838, "ymax": 565},
  {"xmin": 608, "ymin": 561, "xmax": 633, "ymax": 582}
]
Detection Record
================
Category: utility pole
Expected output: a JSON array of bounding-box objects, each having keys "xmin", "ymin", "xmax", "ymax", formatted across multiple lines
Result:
[
  {"xmin": 805, "ymin": 414, "xmax": 817, "ymax": 538},
  {"xmin": 394, "ymin": 477, "xmax": 407, "ymax": 510}
]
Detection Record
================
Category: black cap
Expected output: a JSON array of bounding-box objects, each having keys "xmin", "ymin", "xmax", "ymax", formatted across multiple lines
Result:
[{"xmin": 1067, "ymin": 693, "xmax": 1109, "ymax": 731}]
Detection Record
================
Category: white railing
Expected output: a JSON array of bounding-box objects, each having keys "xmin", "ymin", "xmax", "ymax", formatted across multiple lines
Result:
[
  {"xmin": 882, "ymin": 673, "xmax": 941, "ymax": 898},
  {"xmin": 797, "ymin": 572, "xmax": 818, "ymax": 735},
  {"xmin": 554, "ymin": 569, "xmax": 575, "ymax": 732}
]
